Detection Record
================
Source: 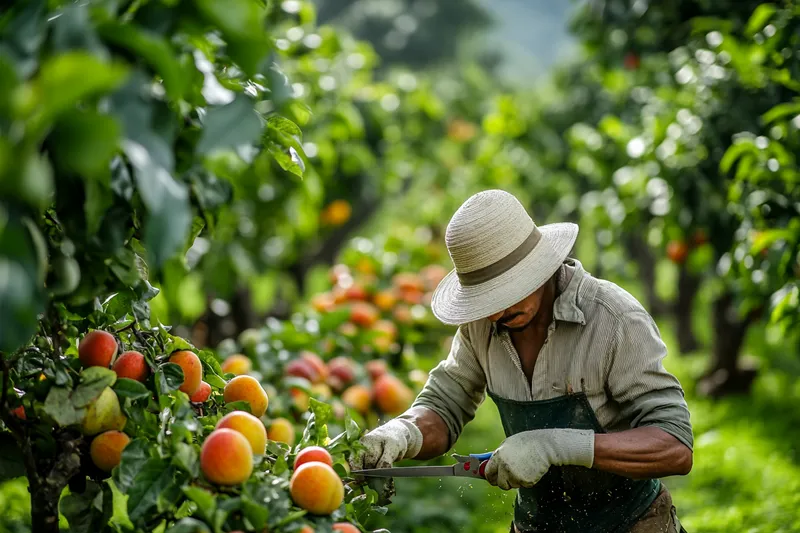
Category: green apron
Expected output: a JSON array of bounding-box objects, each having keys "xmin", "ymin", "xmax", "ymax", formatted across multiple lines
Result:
[{"xmin": 488, "ymin": 390, "xmax": 661, "ymax": 533}]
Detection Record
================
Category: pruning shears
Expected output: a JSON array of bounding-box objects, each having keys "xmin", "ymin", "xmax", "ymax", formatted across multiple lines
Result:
[{"xmin": 351, "ymin": 452, "xmax": 494, "ymax": 480}]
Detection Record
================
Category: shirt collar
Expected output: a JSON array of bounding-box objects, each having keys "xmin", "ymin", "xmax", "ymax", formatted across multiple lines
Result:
[{"xmin": 489, "ymin": 257, "xmax": 587, "ymax": 336}]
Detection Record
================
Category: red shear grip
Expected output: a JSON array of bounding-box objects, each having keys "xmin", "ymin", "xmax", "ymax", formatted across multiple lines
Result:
[{"xmin": 478, "ymin": 460, "xmax": 489, "ymax": 478}]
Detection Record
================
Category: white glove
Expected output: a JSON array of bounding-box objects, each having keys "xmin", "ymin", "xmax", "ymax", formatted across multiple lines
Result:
[
  {"xmin": 484, "ymin": 428, "xmax": 595, "ymax": 490},
  {"xmin": 350, "ymin": 418, "xmax": 423, "ymax": 470}
]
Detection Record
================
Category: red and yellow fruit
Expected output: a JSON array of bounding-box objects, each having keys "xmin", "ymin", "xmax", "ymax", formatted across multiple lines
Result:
[
  {"xmin": 200, "ymin": 428, "xmax": 254, "ymax": 485},
  {"xmin": 341, "ymin": 385, "xmax": 371, "ymax": 415},
  {"xmin": 81, "ymin": 387, "xmax": 127, "ymax": 436},
  {"xmin": 373, "ymin": 374, "xmax": 414, "ymax": 415},
  {"xmin": 372, "ymin": 289, "xmax": 397, "ymax": 311},
  {"xmin": 365, "ymin": 359, "xmax": 388, "ymax": 382},
  {"xmin": 221, "ymin": 354, "xmax": 252, "ymax": 376},
  {"xmin": 290, "ymin": 461, "xmax": 344, "ymax": 515},
  {"xmin": 216, "ymin": 411, "xmax": 268, "ymax": 455},
  {"xmin": 294, "ymin": 446, "xmax": 333, "ymax": 469},
  {"xmin": 224, "ymin": 375, "xmax": 269, "ymax": 417},
  {"xmin": 327, "ymin": 356, "xmax": 356, "ymax": 388},
  {"xmin": 78, "ymin": 330, "xmax": 118, "ymax": 368},
  {"xmin": 90, "ymin": 430, "xmax": 130, "ymax": 472},
  {"xmin": 666, "ymin": 240, "xmax": 689, "ymax": 264},
  {"xmin": 168, "ymin": 350, "xmax": 203, "ymax": 395},
  {"xmin": 190, "ymin": 381, "xmax": 212, "ymax": 403},
  {"xmin": 112, "ymin": 350, "xmax": 148, "ymax": 382},
  {"xmin": 300, "ymin": 351, "xmax": 327, "ymax": 384},
  {"xmin": 332, "ymin": 523, "xmax": 360, "ymax": 533},
  {"xmin": 349, "ymin": 302, "xmax": 379, "ymax": 328},
  {"xmin": 268, "ymin": 417, "xmax": 296, "ymax": 445},
  {"xmin": 311, "ymin": 292, "xmax": 337, "ymax": 313}
]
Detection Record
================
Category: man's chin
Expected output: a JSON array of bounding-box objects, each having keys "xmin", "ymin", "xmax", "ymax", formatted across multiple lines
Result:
[{"xmin": 499, "ymin": 318, "xmax": 533, "ymax": 332}]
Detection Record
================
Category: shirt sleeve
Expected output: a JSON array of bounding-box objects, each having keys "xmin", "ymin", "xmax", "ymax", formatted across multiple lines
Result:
[
  {"xmin": 605, "ymin": 310, "xmax": 694, "ymax": 450},
  {"xmin": 409, "ymin": 324, "xmax": 487, "ymax": 448}
]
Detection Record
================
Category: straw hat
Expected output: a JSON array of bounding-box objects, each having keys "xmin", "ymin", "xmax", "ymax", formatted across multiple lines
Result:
[{"xmin": 430, "ymin": 190, "xmax": 579, "ymax": 326}]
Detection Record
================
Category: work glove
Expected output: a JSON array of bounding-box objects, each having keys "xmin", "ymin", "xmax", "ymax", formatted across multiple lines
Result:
[
  {"xmin": 349, "ymin": 418, "xmax": 423, "ymax": 470},
  {"xmin": 484, "ymin": 428, "xmax": 595, "ymax": 490}
]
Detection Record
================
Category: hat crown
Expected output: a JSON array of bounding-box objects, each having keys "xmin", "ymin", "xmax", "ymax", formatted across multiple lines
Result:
[{"xmin": 445, "ymin": 190, "xmax": 535, "ymax": 274}]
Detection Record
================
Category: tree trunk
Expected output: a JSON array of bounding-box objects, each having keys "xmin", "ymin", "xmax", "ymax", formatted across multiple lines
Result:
[
  {"xmin": 231, "ymin": 285, "xmax": 257, "ymax": 333},
  {"xmin": 621, "ymin": 233, "xmax": 669, "ymax": 316},
  {"xmin": 28, "ymin": 430, "xmax": 83, "ymax": 533},
  {"xmin": 675, "ymin": 262, "xmax": 702, "ymax": 354},
  {"xmin": 697, "ymin": 292, "xmax": 759, "ymax": 397}
]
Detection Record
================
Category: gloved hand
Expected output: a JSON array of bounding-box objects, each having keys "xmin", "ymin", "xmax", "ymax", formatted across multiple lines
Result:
[
  {"xmin": 350, "ymin": 418, "xmax": 423, "ymax": 470},
  {"xmin": 484, "ymin": 428, "xmax": 595, "ymax": 490}
]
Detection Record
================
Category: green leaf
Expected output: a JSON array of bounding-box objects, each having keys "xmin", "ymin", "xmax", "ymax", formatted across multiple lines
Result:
[
  {"xmin": 300, "ymin": 397, "xmax": 332, "ymax": 447},
  {"xmin": 50, "ymin": 109, "xmax": 120, "ymax": 179},
  {"xmin": 84, "ymin": 178, "xmax": 113, "ymax": 235},
  {"xmin": 114, "ymin": 439, "xmax": 151, "ymax": 493},
  {"xmin": 113, "ymin": 377, "xmax": 151, "ymax": 401},
  {"xmin": 183, "ymin": 487, "xmax": 216, "ymax": 522},
  {"xmin": 172, "ymin": 442, "xmax": 199, "ymax": 477},
  {"xmin": 44, "ymin": 387, "xmax": 86, "ymax": 426},
  {"xmin": 240, "ymin": 495, "xmax": 269, "ymax": 531},
  {"xmin": 720, "ymin": 138, "xmax": 757, "ymax": 175},
  {"xmin": 27, "ymin": 52, "xmax": 128, "ymax": 139},
  {"xmin": 73, "ymin": 367, "xmax": 118, "ymax": 407},
  {"xmin": 761, "ymin": 99, "xmax": 800, "ymax": 125},
  {"xmin": 125, "ymin": 459, "xmax": 181, "ymax": 522},
  {"xmin": 745, "ymin": 4, "xmax": 777, "ymax": 36},
  {"xmin": 158, "ymin": 362, "xmax": 185, "ymax": 393},
  {"xmin": 107, "ymin": 479, "xmax": 135, "ymax": 530},
  {"xmin": 59, "ymin": 481, "xmax": 109, "ymax": 533},
  {"xmin": 193, "ymin": 0, "xmax": 270, "ymax": 76},
  {"xmin": 0, "ymin": 212, "xmax": 46, "ymax": 352},
  {"xmin": 266, "ymin": 116, "xmax": 302, "ymax": 139},
  {"xmin": 266, "ymin": 141, "xmax": 305, "ymax": 178},
  {"xmin": 196, "ymin": 94, "xmax": 263, "ymax": 156},
  {"xmin": 164, "ymin": 518, "xmax": 212, "ymax": 533},
  {"xmin": 123, "ymin": 139, "xmax": 192, "ymax": 268},
  {"xmin": 97, "ymin": 22, "xmax": 186, "ymax": 100},
  {"xmin": 0, "ymin": 0, "xmax": 47, "ymax": 78}
]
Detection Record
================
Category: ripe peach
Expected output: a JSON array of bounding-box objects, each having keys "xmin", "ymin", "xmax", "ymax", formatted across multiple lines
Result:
[
  {"xmin": 344, "ymin": 283, "xmax": 368, "ymax": 301},
  {"xmin": 200, "ymin": 428, "xmax": 253, "ymax": 485},
  {"xmin": 365, "ymin": 359, "xmax": 388, "ymax": 381},
  {"xmin": 216, "ymin": 411, "xmax": 267, "ymax": 455},
  {"xmin": 286, "ymin": 358, "xmax": 319, "ymax": 383},
  {"xmin": 221, "ymin": 354, "xmax": 252, "ymax": 376},
  {"xmin": 332, "ymin": 524, "xmax": 359, "ymax": 533},
  {"xmin": 372, "ymin": 289, "xmax": 397, "ymax": 311},
  {"xmin": 392, "ymin": 272, "xmax": 424, "ymax": 292},
  {"xmin": 295, "ymin": 446, "xmax": 333, "ymax": 469},
  {"xmin": 289, "ymin": 462, "xmax": 344, "ymax": 515},
  {"xmin": 299, "ymin": 526, "xmax": 315, "ymax": 533},
  {"xmin": 310, "ymin": 383, "xmax": 332, "ymax": 400},
  {"xmin": 420, "ymin": 264, "xmax": 449, "ymax": 290},
  {"xmin": 300, "ymin": 351, "xmax": 327, "ymax": 383},
  {"xmin": 349, "ymin": 302, "xmax": 378, "ymax": 328},
  {"xmin": 168, "ymin": 350, "xmax": 203, "ymax": 395},
  {"xmin": 291, "ymin": 387, "xmax": 310, "ymax": 412},
  {"xmin": 90, "ymin": 430, "xmax": 130, "ymax": 472},
  {"xmin": 78, "ymin": 330, "xmax": 118, "ymax": 368},
  {"xmin": 327, "ymin": 357, "xmax": 356, "ymax": 386},
  {"xmin": 373, "ymin": 374, "xmax": 414, "ymax": 415},
  {"xmin": 224, "ymin": 375, "xmax": 269, "ymax": 417},
  {"xmin": 268, "ymin": 417, "xmax": 296, "ymax": 445},
  {"xmin": 112, "ymin": 350, "xmax": 148, "ymax": 382},
  {"xmin": 399, "ymin": 287, "xmax": 424, "ymax": 305},
  {"xmin": 311, "ymin": 292, "xmax": 337, "ymax": 313},
  {"xmin": 372, "ymin": 320, "xmax": 397, "ymax": 340},
  {"xmin": 392, "ymin": 304, "xmax": 413, "ymax": 324},
  {"xmin": 341, "ymin": 385, "xmax": 371, "ymax": 415},
  {"xmin": 666, "ymin": 240, "xmax": 688, "ymax": 264},
  {"xmin": 320, "ymin": 199, "xmax": 351, "ymax": 227},
  {"xmin": 338, "ymin": 322, "xmax": 358, "ymax": 337},
  {"xmin": 11, "ymin": 406, "xmax": 25, "ymax": 420},
  {"xmin": 190, "ymin": 381, "xmax": 212, "ymax": 403}
]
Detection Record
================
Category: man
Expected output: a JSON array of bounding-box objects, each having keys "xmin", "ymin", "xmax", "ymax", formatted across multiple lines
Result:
[{"xmin": 351, "ymin": 190, "xmax": 693, "ymax": 533}]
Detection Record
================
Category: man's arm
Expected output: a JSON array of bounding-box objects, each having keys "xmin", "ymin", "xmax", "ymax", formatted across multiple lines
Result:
[
  {"xmin": 399, "ymin": 324, "xmax": 487, "ymax": 459},
  {"xmin": 594, "ymin": 426, "xmax": 692, "ymax": 478},
  {"xmin": 600, "ymin": 310, "xmax": 694, "ymax": 479}
]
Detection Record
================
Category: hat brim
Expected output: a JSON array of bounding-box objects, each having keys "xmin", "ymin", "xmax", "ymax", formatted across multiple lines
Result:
[{"xmin": 430, "ymin": 222, "xmax": 579, "ymax": 326}]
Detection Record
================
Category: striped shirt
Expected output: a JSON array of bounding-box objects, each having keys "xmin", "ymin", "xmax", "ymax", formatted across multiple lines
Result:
[{"xmin": 411, "ymin": 258, "xmax": 694, "ymax": 451}]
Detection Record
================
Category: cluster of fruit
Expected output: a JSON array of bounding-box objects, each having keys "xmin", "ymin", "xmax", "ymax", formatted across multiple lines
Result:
[
  {"xmin": 310, "ymin": 263, "xmax": 450, "ymax": 334},
  {"xmin": 74, "ymin": 330, "xmax": 267, "ymax": 473}
]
